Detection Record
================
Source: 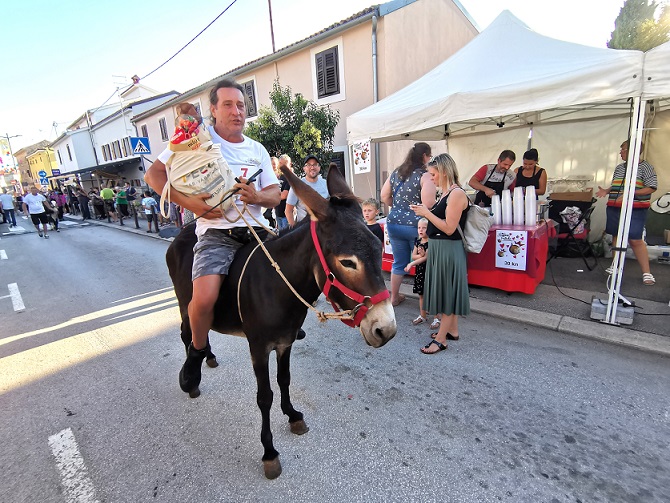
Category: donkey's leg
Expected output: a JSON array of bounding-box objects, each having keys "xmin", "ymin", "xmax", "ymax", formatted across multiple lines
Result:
[
  {"xmin": 276, "ymin": 346, "xmax": 309, "ymax": 435},
  {"xmin": 251, "ymin": 348, "xmax": 282, "ymax": 479}
]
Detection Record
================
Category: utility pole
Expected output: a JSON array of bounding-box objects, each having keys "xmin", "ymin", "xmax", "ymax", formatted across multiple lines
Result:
[{"xmin": 268, "ymin": 0, "xmax": 276, "ymax": 53}]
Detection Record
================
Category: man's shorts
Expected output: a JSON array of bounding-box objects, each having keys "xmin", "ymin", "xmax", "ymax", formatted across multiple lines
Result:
[
  {"xmin": 30, "ymin": 212, "xmax": 49, "ymax": 225},
  {"xmin": 605, "ymin": 206, "xmax": 648, "ymax": 240},
  {"xmin": 192, "ymin": 229, "xmax": 245, "ymax": 281}
]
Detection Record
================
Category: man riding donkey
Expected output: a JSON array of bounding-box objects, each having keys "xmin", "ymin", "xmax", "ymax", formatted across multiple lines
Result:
[{"xmin": 145, "ymin": 79, "xmax": 281, "ymax": 395}]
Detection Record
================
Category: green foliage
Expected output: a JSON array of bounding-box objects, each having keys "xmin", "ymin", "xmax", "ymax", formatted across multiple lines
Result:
[
  {"xmin": 245, "ymin": 81, "xmax": 340, "ymax": 177},
  {"xmin": 608, "ymin": 0, "xmax": 670, "ymax": 51}
]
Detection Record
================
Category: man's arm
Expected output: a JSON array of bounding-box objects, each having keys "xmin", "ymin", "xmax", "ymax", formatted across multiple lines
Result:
[{"xmin": 286, "ymin": 204, "xmax": 296, "ymax": 227}]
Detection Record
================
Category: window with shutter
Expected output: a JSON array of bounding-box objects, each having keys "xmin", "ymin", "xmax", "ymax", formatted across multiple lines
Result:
[
  {"xmin": 141, "ymin": 125, "xmax": 148, "ymax": 138},
  {"xmin": 315, "ymin": 47, "xmax": 339, "ymax": 98},
  {"xmin": 242, "ymin": 81, "xmax": 257, "ymax": 117}
]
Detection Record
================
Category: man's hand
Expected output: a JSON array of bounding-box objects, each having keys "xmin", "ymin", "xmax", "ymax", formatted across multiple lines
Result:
[
  {"xmin": 234, "ymin": 178, "xmax": 259, "ymax": 205},
  {"xmin": 595, "ymin": 186, "xmax": 610, "ymax": 198},
  {"xmin": 484, "ymin": 187, "xmax": 496, "ymax": 197},
  {"xmin": 191, "ymin": 193, "xmax": 223, "ymax": 219}
]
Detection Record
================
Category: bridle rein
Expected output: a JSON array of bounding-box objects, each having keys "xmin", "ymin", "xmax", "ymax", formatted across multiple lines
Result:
[{"xmin": 310, "ymin": 220, "xmax": 389, "ymax": 327}]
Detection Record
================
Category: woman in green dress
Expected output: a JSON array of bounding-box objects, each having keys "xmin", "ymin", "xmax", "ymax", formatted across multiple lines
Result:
[{"xmin": 410, "ymin": 153, "xmax": 470, "ymax": 354}]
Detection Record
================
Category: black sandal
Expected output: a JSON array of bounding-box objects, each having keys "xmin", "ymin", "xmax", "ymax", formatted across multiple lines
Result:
[
  {"xmin": 431, "ymin": 332, "xmax": 459, "ymax": 341},
  {"xmin": 421, "ymin": 339, "xmax": 447, "ymax": 354}
]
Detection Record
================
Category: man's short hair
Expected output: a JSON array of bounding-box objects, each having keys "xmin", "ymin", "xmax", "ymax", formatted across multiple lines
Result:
[{"xmin": 209, "ymin": 79, "xmax": 244, "ymax": 106}]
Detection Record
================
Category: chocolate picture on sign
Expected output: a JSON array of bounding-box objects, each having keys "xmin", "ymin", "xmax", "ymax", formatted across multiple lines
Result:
[{"xmin": 495, "ymin": 229, "xmax": 528, "ymax": 271}]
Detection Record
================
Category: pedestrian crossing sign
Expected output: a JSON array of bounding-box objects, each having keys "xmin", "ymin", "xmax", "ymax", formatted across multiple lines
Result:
[{"xmin": 130, "ymin": 137, "xmax": 151, "ymax": 155}]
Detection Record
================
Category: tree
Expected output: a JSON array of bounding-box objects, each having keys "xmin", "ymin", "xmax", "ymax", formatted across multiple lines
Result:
[
  {"xmin": 608, "ymin": 0, "xmax": 670, "ymax": 51},
  {"xmin": 245, "ymin": 81, "xmax": 340, "ymax": 177}
]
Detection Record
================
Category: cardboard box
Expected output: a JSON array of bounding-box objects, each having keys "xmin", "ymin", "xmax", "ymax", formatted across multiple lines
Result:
[
  {"xmin": 549, "ymin": 188, "xmax": 593, "ymax": 202},
  {"xmin": 665, "ymin": 229, "xmax": 670, "ymax": 245}
]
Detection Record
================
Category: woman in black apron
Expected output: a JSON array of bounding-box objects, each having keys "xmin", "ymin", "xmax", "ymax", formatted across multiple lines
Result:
[
  {"xmin": 469, "ymin": 150, "xmax": 516, "ymax": 207},
  {"xmin": 514, "ymin": 148, "xmax": 547, "ymax": 196}
]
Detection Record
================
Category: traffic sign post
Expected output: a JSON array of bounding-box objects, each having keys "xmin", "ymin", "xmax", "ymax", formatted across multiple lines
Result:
[{"xmin": 130, "ymin": 137, "xmax": 151, "ymax": 155}]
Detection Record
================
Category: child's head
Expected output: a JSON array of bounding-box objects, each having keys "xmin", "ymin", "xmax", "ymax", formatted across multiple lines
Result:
[
  {"xmin": 417, "ymin": 218, "xmax": 428, "ymax": 239},
  {"xmin": 362, "ymin": 198, "xmax": 379, "ymax": 223}
]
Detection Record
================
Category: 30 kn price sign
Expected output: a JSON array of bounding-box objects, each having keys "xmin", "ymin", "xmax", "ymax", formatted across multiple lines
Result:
[{"xmin": 495, "ymin": 229, "xmax": 528, "ymax": 271}]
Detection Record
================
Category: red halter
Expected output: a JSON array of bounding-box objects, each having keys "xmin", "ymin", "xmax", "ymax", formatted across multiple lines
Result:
[{"xmin": 310, "ymin": 220, "xmax": 390, "ymax": 327}]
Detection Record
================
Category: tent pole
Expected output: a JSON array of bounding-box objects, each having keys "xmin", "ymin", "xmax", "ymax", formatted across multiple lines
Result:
[{"xmin": 604, "ymin": 97, "xmax": 646, "ymax": 324}]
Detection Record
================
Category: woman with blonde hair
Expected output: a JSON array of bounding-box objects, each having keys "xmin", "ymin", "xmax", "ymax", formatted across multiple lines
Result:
[{"xmin": 411, "ymin": 153, "xmax": 470, "ymax": 354}]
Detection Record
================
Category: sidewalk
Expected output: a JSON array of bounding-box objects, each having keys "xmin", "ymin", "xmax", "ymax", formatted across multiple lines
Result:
[
  {"xmin": 63, "ymin": 213, "xmax": 178, "ymax": 242},
  {"xmin": 62, "ymin": 213, "xmax": 670, "ymax": 357}
]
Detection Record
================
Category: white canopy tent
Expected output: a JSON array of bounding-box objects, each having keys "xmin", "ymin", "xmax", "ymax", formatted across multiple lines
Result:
[
  {"xmin": 347, "ymin": 11, "xmax": 644, "ymax": 144},
  {"xmin": 347, "ymin": 11, "xmax": 669, "ymax": 325}
]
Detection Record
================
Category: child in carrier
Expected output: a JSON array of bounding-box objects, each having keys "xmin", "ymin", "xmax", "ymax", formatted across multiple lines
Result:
[{"xmin": 404, "ymin": 218, "xmax": 440, "ymax": 328}]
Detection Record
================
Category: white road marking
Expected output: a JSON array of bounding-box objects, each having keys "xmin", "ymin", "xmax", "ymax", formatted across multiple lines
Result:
[
  {"xmin": 0, "ymin": 250, "xmax": 6, "ymax": 259},
  {"xmin": 4, "ymin": 283, "xmax": 25, "ymax": 311},
  {"xmin": 48, "ymin": 428, "xmax": 100, "ymax": 503}
]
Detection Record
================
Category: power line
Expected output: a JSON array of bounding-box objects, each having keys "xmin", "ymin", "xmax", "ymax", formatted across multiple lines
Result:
[
  {"xmin": 140, "ymin": 0, "xmax": 238, "ymax": 81},
  {"xmin": 80, "ymin": 1, "xmax": 238, "ymax": 127}
]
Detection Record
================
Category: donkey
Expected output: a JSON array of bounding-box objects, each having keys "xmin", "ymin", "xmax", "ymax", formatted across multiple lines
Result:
[{"xmin": 166, "ymin": 164, "xmax": 397, "ymax": 478}]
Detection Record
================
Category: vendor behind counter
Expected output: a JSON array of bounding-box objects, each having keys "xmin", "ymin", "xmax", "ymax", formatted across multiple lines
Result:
[{"xmin": 468, "ymin": 149, "xmax": 516, "ymax": 207}]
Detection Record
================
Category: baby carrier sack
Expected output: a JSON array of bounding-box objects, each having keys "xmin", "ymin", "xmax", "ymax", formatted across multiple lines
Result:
[{"xmin": 160, "ymin": 115, "xmax": 236, "ymax": 219}]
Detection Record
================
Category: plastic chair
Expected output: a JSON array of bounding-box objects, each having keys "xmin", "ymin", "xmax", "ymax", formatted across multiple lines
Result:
[{"xmin": 546, "ymin": 198, "xmax": 598, "ymax": 270}]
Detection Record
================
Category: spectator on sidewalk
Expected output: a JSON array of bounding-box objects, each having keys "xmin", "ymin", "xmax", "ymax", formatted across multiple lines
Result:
[
  {"xmin": 76, "ymin": 186, "xmax": 92, "ymax": 220},
  {"xmin": 89, "ymin": 188, "xmax": 106, "ymax": 219},
  {"xmin": 285, "ymin": 155, "xmax": 329, "ymax": 227},
  {"xmin": 0, "ymin": 189, "xmax": 17, "ymax": 227},
  {"xmin": 596, "ymin": 139, "xmax": 658, "ymax": 286},
  {"xmin": 115, "ymin": 186, "xmax": 129, "ymax": 225},
  {"xmin": 142, "ymin": 190, "xmax": 159, "ymax": 233},
  {"xmin": 100, "ymin": 186, "xmax": 117, "ymax": 222}
]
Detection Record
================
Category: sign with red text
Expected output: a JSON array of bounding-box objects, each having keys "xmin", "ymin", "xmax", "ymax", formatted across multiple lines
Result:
[{"xmin": 495, "ymin": 229, "xmax": 528, "ymax": 271}]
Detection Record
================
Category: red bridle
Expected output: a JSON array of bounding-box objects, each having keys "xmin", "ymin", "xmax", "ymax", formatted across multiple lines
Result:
[{"xmin": 310, "ymin": 220, "xmax": 390, "ymax": 327}]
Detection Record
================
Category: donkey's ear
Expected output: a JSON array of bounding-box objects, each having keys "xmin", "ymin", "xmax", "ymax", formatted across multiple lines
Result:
[
  {"xmin": 279, "ymin": 165, "xmax": 328, "ymax": 220},
  {"xmin": 326, "ymin": 165, "xmax": 352, "ymax": 198}
]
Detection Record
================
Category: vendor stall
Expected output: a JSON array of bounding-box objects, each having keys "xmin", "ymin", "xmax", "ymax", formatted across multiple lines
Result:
[{"xmin": 467, "ymin": 222, "xmax": 555, "ymax": 294}]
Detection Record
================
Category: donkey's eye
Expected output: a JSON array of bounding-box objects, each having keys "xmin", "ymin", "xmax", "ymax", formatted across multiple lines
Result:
[{"xmin": 339, "ymin": 259, "xmax": 357, "ymax": 269}]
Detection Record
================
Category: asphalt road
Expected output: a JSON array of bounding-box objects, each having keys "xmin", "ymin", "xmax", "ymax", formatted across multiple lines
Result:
[{"xmin": 0, "ymin": 225, "xmax": 668, "ymax": 502}]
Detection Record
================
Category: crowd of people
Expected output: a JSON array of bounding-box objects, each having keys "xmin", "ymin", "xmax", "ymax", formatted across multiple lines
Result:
[
  {"xmin": 0, "ymin": 180, "xmax": 184, "ymax": 235},
  {"xmin": 379, "ymin": 139, "xmax": 658, "ymax": 355}
]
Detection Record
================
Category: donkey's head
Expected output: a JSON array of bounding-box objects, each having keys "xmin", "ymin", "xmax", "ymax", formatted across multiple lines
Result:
[{"xmin": 280, "ymin": 164, "xmax": 396, "ymax": 347}]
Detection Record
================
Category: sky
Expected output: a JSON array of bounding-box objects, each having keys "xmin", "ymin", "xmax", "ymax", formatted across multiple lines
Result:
[{"xmin": 1, "ymin": 0, "xmax": 627, "ymax": 152}]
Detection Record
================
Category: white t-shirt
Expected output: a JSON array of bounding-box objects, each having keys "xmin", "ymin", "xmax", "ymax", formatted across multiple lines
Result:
[
  {"xmin": 23, "ymin": 193, "xmax": 47, "ymax": 214},
  {"xmin": 142, "ymin": 196, "xmax": 158, "ymax": 215},
  {"xmin": 286, "ymin": 177, "xmax": 329, "ymax": 222},
  {"xmin": 158, "ymin": 125, "xmax": 278, "ymax": 237}
]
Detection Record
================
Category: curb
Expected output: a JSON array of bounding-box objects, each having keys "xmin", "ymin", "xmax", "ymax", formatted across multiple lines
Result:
[
  {"xmin": 64, "ymin": 215, "xmax": 175, "ymax": 242},
  {"xmin": 391, "ymin": 282, "xmax": 670, "ymax": 358}
]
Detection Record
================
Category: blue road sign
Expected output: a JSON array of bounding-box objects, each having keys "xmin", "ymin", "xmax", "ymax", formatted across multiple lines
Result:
[
  {"xmin": 39, "ymin": 177, "xmax": 49, "ymax": 185},
  {"xmin": 38, "ymin": 170, "xmax": 47, "ymax": 177},
  {"xmin": 130, "ymin": 137, "xmax": 151, "ymax": 155}
]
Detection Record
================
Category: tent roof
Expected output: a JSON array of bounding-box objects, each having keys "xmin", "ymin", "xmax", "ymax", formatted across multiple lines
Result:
[
  {"xmin": 642, "ymin": 40, "xmax": 670, "ymax": 100},
  {"xmin": 347, "ymin": 10, "xmax": 644, "ymax": 143}
]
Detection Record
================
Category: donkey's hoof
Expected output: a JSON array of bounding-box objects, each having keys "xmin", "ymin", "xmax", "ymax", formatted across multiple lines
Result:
[
  {"xmin": 289, "ymin": 419, "xmax": 309, "ymax": 435},
  {"xmin": 206, "ymin": 357, "xmax": 219, "ymax": 368},
  {"xmin": 188, "ymin": 387, "xmax": 200, "ymax": 399},
  {"xmin": 263, "ymin": 458, "xmax": 282, "ymax": 479}
]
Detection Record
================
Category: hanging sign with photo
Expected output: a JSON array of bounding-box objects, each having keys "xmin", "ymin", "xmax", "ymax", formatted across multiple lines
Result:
[
  {"xmin": 495, "ymin": 229, "xmax": 528, "ymax": 271},
  {"xmin": 353, "ymin": 141, "xmax": 371, "ymax": 174}
]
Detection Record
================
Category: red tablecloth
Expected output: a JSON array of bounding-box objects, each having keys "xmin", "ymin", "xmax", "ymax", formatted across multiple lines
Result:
[{"xmin": 466, "ymin": 222, "xmax": 554, "ymax": 294}]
